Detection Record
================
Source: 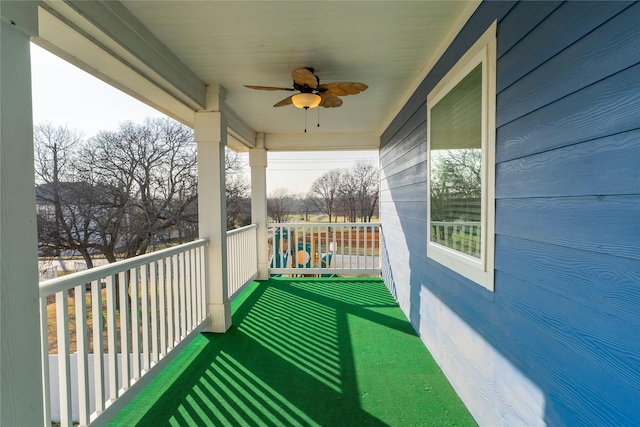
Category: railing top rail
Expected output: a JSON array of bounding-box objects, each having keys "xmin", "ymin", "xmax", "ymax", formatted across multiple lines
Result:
[
  {"xmin": 39, "ymin": 239, "xmax": 208, "ymax": 297},
  {"xmin": 268, "ymin": 222, "xmax": 381, "ymax": 227},
  {"xmin": 226, "ymin": 223, "xmax": 257, "ymax": 237}
]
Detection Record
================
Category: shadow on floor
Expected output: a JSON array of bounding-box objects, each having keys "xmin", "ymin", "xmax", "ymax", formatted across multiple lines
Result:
[{"xmin": 109, "ymin": 278, "xmax": 476, "ymax": 426}]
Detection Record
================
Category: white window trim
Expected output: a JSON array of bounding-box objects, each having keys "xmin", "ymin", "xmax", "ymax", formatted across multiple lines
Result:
[{"xmin": 426, "ymin": 21, "xmax": 496, "ymax": 292}]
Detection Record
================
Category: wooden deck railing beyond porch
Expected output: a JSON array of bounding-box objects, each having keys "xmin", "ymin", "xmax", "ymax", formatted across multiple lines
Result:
[{"xmin": 268, "ymin": 222, "xmax": 381, "ymax": 276}]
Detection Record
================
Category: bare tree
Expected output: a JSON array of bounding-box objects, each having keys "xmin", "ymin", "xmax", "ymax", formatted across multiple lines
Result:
[
  {"xmin": 225, "ymin": 150, "xmax": 250, "ymax": 229},
  {"xmin": 430, "ymin": 149, "xmax": 481, "ymax": 222},
  {"xmin": 34, "ymin": 118, "xmax": 254, "ymax": 273},
  {"xmin": 267, "ymin": 188, "xmax": 296, "ymax": 223},
  {"xmin": 351, "ymin": 160, "xmax": 379, "ymax": 222},
  {"xmin": 300, "ymin": 195, "xmax": 318, "ymax": 221},
  {"xmin": 309, "ymin": 169, "xmax": 342, "ymax": 222},
  {"xmin": 83, "ymin": 118, "xmax": 198, "ymax": 260},
  {"xmin": 34, "ymin": 123, "xmax": 99, "ymax": 268},
  {"xmin": 338, "ymin": 161, "xmax": 379, "ymax": 222}
]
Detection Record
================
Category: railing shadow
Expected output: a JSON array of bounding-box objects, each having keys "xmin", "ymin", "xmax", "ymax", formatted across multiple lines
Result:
[{"xmin": 111, "ymin": 278, "xmax": 471, "ymax": 426}]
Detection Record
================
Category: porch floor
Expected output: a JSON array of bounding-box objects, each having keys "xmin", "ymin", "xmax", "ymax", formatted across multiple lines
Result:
[{"xmin": 109, "ymin": 278, "xmax": 476, "ymax": 426}]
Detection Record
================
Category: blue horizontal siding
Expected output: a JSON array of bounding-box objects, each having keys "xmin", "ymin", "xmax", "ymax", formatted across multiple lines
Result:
[
  {"xmin": 496, "ymin": 1, "xmax": 632, "ymax": 92},
  {"xmin": 379, "ymin": 1, "xmax": 640, "ymax": 425},
  {"xmin": 380, "ymin": 186, "xmax": 426, "ymax": 203},
  {"xmin": 496, "ymin": 195, "xmax": 640, "ymax": 260},
  {"xmin": 496, "ymin": 235, "xmax": 640, "ymax": 322},
  {"xmin": 497, "ymin": 2, "xmax": 640, "ymax": 126},
  {"xmin": 380, "ymin": 162, "xmax": 427, "ymax": 190},
  {"xmin": 496, "ymin": 271, "xmax": 640, "ymax": 391},
  {"xmin": 496, "ymin": 1, "xmax": 562, "ymax": 57},
  {"xmin": 494, "ymin": 271, "xmax": 640, "ymax": 427},
  {"xmin": 497, "ymin": 62, "xmax": 640, "ymax": 163},
  {"xmin": 496, "ymin": 129, "xmax": 640, "ymax": 198}
]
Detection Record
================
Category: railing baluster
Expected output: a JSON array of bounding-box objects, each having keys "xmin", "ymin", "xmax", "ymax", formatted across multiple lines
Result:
[
  {"xmin": 75, "ymin": 283, "xmax": 90, "ymax": 426},
  {"xmin": 141, "ymin": 265, "xmax": 150, "ymax": 372},
  {"xmin": 192, "ymin": 249, "xmax": 197, "ymax": 327},
  {"xmin": 118, "ymin": 271, "xmax": 130, "ymax": 390},
  {"xmin": 373, "ymin": 225, "xmax": 382, "ymax": 268},
  {"xmin": 234, "ymin": 234, "xmax": 240, "ymax": 291},
  {"xmin": 325, "ymin": 224, "xmax": 329, "ymax": 270},
  {"xmin": 332, "ymin": 227, "xmax": 337, "ymax": 271},
  {"xmin": 200, "ymin": 245, "xmax": 207, "ymax": 318},
  {"xmin": 105, "ymin": 275, "xmax": 119, "ymax": 403},
  {"xmin": 279, "ymin": 225, "xmax": 285, "ymax": 270},
  {"xmin": 172, "ymin": 253, "xmax": 181, "ymax": 341},
  {"xmin": 165, "ymin": 256, "xmax": 174, "ymax": 349},
  {"xmin": 192, "ymin": 249, "xmax": 199, "ymax": 325},
  {"xmin": 180, "ymin": 252, "xmax": 187, "ymax": 338},
  {"xmin": 130, "ymin": 267, "xmax": 140, "ymax": 380},
  {"xmin": 188, "ymin": 249, "xmax": 196, "ymax": 329},
  {"xmin": 364, "ymin": 225, "xmax": 369, "ymax": 269},
  {"xmin": 349, "ymin": 224, "xmax": 353, "ymax": 269},
  {"xmin": 194, "ymin": 248, "xmax": 201, "ymax": 320},
  {"xmin": 238, "ymin": 232, "xmax": 244, "ymax": 284},
  {"xmin": 444, "ymin": 225, "xmax": 450, "ymax": 248},
  {"xmin": 182, "ymin": 251, "xmax": 190, "ymax": 333},
  {"xmin": 39, "ymin": 297, "xmax": 51, "ymax": 427},
  {"xmin": 304, "ymin": 226, "xmax": 309, "ymax": 268},
  {"xmin": 194, "ymin": 248, "xmax": 201, "ymax": 321},
  {"xmin": 357, "ymin": 225, "xmax": 361, "ymax": 269},
  {"xmin": 227, "ymin": 235, "xmax": 233, "ymax": 294},
  {"xmin": 369, "ymin": 225, "xmax": 372, "ymax": 269},
  {"xmin": 370, "ymin": 225, "xmax": 375, "ymax": 268},
  {"xmin": 91, "ymin": 279, "xmax": 105, "ymax": 413},
  {"xmin": 234, "ymin": 235, "xmax": 239, "ymax": 292},
  {"xmin": 340, "ymin": 226, "xmax": 345, "ymax": 270},
  {"xmin": 158, "ymin": 258, "xmax": 167, "ymax": 356},
  {"xmin": 55, "ymin": 291, "xmax": 72, "ymax": 426},
  {"xmin": 149, "ymin": 261, "xmax": 159, "ymax": 364}
]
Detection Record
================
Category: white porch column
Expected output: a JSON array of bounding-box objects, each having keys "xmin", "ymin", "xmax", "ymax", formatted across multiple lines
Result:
[
  {"xmin": 249, "ymin": 133, "xmax": 269, "ymax": 280},
  {"xmin": 0, "ymin": 2, "xmax": 45, "ymax": 425},
  {"xmin": 194, "ymin": 85, "xmax": 231, "ymax": 332}
]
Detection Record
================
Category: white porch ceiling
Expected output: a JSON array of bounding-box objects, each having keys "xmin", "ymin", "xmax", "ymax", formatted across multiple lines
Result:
[{"xmin": 34, "ymin": 0, "xmax": 478, "ymax": 151}]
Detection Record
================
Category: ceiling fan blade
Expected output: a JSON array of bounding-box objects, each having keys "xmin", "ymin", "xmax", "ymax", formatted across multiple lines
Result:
[
  {"xmin": 320, "ymin": 95, "xmax": 343, "ymax": 108},
  {"xmin": 274, "ymin": 95, "xmax": 293, "ymax": 107},
  {"xmin": 245, "ymin": 85, "xmax": 294, "ymax": 91},
  {"xmin": 292, "ymin": 68, "xmax": 318, "ymax": 89},
  {"xmin": 319, "ymin": 82, "xmax": 368, "ymax": 97}
]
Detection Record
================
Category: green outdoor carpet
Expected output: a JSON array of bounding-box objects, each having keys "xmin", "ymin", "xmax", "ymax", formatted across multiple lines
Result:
[{"xmin": 109, "ymin": 278, "xmax": 476, "ymax": 426}]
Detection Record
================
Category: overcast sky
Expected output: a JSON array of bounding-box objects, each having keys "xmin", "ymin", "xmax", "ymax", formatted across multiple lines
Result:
[{"xmin": 30, "ymin": 44, "xmax": 377, "ymax": 194}]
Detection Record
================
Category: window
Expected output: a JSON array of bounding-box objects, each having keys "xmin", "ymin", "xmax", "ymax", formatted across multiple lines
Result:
[{"xmin": 427, "ymin": 22, "xmax": 496, "ymax": 291}]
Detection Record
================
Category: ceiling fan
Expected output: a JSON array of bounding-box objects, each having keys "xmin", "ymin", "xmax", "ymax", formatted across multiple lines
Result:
[{"xmin": 245, "ymin": 67, "xmax": 368, "ymax": 110}]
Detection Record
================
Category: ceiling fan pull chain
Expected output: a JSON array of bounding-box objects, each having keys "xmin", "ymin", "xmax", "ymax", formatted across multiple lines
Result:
[
  {"xmin": 317, "ymin": 107, "xmax": 320, "ymax": 128},
  {"xmin": 304, "ymin": 107, "xmax": 309, "ymax": 133}
]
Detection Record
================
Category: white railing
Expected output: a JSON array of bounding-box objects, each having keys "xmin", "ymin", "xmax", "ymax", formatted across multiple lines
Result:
[
  {"xmin": 431, "ymin": 221, "xmax": 481, "ymax": 257},
  {"xmin": 39, "ymin": 239, "xmax": 208, "ymax": 427},
  {"xmin": 268, "ymin": 222, "xmax": 381, "ymax": 276},
  {"xmin": 227, "ymin": 224, "xmax": 258, "ymax": 300}
]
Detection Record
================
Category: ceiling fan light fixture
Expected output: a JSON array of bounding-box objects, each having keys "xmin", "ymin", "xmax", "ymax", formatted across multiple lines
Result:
[{"xmin": 292, "ymin": 93, "xmax": 321, "ymax": 109}]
